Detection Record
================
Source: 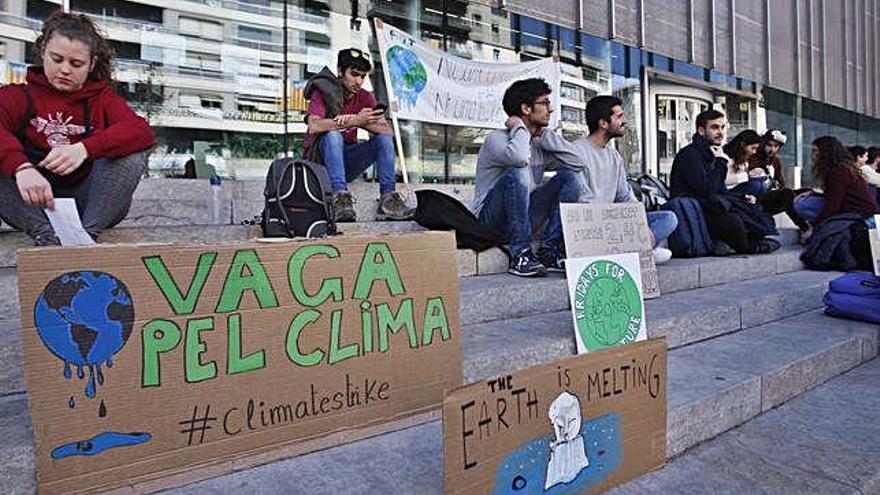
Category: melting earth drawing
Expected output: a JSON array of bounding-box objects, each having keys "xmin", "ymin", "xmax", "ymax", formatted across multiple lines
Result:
[
  {"xmin": 33, "ymin": 271, "xmax": 151, "ymax": 458},
  {"xmin": 386, "ymin": 45, "xmax": 427, "ymax": 109}
]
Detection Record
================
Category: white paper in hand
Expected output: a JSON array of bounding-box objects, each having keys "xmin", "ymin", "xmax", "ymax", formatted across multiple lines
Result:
[{"xmin": 44, "ymin": 198, "xmax": 95, "ymax": 246}]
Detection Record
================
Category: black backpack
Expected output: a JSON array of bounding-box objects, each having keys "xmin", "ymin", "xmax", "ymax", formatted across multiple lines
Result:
[
  {"xmin": 413, "ymin": 189, "xmax": 506, "ymax": 253},
  {"xmin": 629, "ymin": 173, "xmax": 671, "ymax": 212},
  {"xmin": 261, "ymin": 158, "xmax": 336, "ymax": 238}
]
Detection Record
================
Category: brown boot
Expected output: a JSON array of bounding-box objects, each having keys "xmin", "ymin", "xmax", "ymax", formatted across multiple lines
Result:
[
  {"xmin": 375, "ymin": 191, "xmax": 414, "ymax": 221},
  {"xmin": 331, "ymin": 191, "xmax": 357, "ymax": 223}
]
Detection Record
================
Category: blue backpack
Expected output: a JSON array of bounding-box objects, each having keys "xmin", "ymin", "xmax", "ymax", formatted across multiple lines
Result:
[
  {"xmin": 661, "ymin": 197, "xmax": 713, "ymax": 258},
  {"xmin": 823, "ymin": 272, "xmax": 880, "ymax": 324}
]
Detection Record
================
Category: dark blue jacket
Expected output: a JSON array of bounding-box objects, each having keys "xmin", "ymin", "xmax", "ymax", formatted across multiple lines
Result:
[{"xmin": 670, "ymin": 133, "xmax": 730, "ymax": 214}]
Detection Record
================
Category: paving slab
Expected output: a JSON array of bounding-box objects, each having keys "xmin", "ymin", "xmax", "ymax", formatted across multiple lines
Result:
[
  {"xmin": 610, "ymin": 358, "xmax": 880, "ymax": 494},
  {"xmin": 0, "ymin": 394, "xmax": 35, "ymax": 495},
  {"xmin": 0, "ymin": 267, "xmax": 18, "ymax": 323},
  {"xmin": 0, "ymin": 320, "xmax": 24, "ymax": 398}
]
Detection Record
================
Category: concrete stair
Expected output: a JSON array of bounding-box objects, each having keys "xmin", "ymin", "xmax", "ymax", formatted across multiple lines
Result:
[{"xmin": 1, "ymin": 194, "xmax": 874, "ymax": 493}]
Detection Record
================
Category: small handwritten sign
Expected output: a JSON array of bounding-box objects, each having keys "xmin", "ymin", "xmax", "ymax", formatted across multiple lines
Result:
[
  {"xmin": 560, "ymin": 203, "xmax": 660, "ymax": 299},
  {"xmin": 443, "ymin": 339, "xmax": 667, "ymax": 494}
]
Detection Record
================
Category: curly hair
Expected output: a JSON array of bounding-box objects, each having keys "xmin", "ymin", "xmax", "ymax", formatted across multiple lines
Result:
[
  {"xmin": 502, "ymin": 78, "xmax": 551, "ymax": 117},
  {"xmin": 35, "ymin": 11, "xmax": 115, "ymax": 82},
  {"xmin": 812, "ymin": 136, "xmax": 858, "ymax": 183},
  {"xmin": 723, "ymin": 129, "xmax": 762, "ymax": 168}
]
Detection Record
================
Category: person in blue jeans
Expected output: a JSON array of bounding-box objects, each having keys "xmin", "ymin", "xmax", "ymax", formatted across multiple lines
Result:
[
  {"xmin": 795, "ymin": 136, "xmax": 879, "ymax": 241},
  {"xmin": 473, "ymin": 79, "xmax": 586, "ymax": 277},
  {"xmin": 573, "ymin": 95, "xmax": 679, "ymax": 263},
  {"xmin": 303, "ymin": 48, "xmax": 412, "ymax": 222}
]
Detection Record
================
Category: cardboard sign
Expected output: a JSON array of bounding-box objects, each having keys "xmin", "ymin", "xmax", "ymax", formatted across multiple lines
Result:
[
  {"xmin": 17, "ymin": 232, "xmax": 463, "ymax": 494},
  {"xmin": 870, "ymin": 214, "xmax": 880, "ymax": 276},
  {"xmin": 560, "ymin": 203, "xmax": 660, "ymax": 299},
  {"xmin": 565, "ymin": 253, "xmax": 647, "ymax": 354},
  {"xmin": 443, "ymin": 339, "xmax": 667, "ymax": 494}
]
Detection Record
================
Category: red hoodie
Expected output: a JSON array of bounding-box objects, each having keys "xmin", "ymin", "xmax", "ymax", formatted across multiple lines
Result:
[{"xmin": 0, "ymin": 67, "xmax": 154, "ymax": 179}]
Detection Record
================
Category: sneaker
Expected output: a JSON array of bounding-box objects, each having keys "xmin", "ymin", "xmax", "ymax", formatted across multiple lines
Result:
[
  {"xmin": 652, "ymin": 246, "xmax": 672, "ymax": 264},
  {"xmin": 537, "ymin": 248, "xmax": 566, "ymax": 272},
  {"xmin": 711, "ymin": 240, "xmax": 735, "ymax": 256},
  {"xmin": 509, "ymin": 248, "xmax": 547, "ymax": 277},
  {"xmin": 375, "ymin": 191, "xmax": 414, "ymax": 221},
  {"xmin": 331, "ymin": 191, "xmax": 356, "ymax": 223}
]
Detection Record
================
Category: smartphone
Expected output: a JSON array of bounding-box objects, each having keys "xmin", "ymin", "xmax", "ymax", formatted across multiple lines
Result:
[{"xmin": 373, "ymin": 103, "xmax": 388, "ymax": 115}]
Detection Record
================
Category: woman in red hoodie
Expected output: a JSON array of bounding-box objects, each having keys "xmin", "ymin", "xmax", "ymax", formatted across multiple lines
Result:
[{"xmin": 0, "ymin": 11, "xmax": 154, "ymax": 245}]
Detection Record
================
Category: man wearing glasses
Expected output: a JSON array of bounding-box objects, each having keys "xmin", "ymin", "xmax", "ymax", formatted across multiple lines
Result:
[
  {"xmin": 303, "ymin": 48, "xmax": 413, "ymax": 222},
  {"xmin": 473, "ymin": 78, "xmax": 585, "ymax": 277}
]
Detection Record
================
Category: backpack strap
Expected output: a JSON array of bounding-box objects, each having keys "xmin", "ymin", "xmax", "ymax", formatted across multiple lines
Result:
[
  {"xmin": 298, "ymin": 159, "xmax": 337, "ymax": 235},
  {"xmin": 271, "ymin": 157, "xmax": 297, "ymax": 237}
]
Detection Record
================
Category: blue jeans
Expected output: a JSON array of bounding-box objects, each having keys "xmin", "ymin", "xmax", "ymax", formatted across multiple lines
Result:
[
  {"xmin": 320, "ymin": 131, "xmax": 395, "ymax": 194},
  {"xmin": 479, "ymin": 167, "xmax": 583, "ymax": 255},
  {"xmin": 794, "ymin": 193, "xmax": 877, "ymax": 228},
  {"xmin": 728, "ymin": 177, "xmax": 768, "ymax": 198},
  {"xmin": 794, "ymin": 194, "xmax": 825, "ymax": 224},
  {"xmin": 647, "ymin": 210, "xmax": 678, "ymax": 247}
]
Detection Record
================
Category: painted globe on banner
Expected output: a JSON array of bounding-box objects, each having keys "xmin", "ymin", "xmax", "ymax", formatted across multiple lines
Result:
[
  {"xmin": 386, "ymin": 45, "xmax": 427, "ymax": 108},
  {"xmin": 33, "ymin": 271, "xmax": 135, "ymax": 397}
]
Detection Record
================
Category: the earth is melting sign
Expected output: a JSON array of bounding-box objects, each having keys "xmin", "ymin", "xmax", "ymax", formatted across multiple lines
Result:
[
  {"xmin": 17, "ymin": 232, "xmax": 463, "ymax": 494},
  {"xmin": 443, "ymin": 339, "xmax": 667, "ymax": 494}
]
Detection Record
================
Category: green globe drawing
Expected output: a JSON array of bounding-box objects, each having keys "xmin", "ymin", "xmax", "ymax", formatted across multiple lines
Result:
[
  {"xmin": 573, "ymin": 260, "xmax": 643, "ymax": 351},
  {"xmin": 386, "ymin": 45, "xmax": 427, "ymax": 108}
]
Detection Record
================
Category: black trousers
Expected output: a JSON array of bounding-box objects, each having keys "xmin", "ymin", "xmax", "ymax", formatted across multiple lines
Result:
[
  {"xmin": 761, "ymin": 187, "xmax": 810, "ymax": 231},
  {"xmin": 705, "ymin": 210, "xmax": 761, "ymax": 254}
]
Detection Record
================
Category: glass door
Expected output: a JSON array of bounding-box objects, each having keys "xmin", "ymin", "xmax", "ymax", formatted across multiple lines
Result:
[{"xmin": 655, "ymin": 94, "xmax": 710, "ymax": 181}]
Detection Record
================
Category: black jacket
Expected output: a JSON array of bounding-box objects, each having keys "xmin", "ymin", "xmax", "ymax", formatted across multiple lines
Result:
[
  {"xmin": 670, "ymin": 133, "xmax": 731, "ymax": 214},
  {"xmin": 303, "ymin": 67, "xmax": 345, "ymax": 120},
  {"xmin": 800, "ymin": 213, "xmax": 869, "ymax": 271}
]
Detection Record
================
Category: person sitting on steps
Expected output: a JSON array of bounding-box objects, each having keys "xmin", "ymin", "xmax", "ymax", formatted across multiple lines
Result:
[
  {"xmin": 669, "ymin": 109, "xmax": 780, "ymax": 255},
  {"xmin": 0, "ymin": 11, "xmax": 154, "ymax": 246},
  {"xmin": 723, "ymin": 129, "xmax": 766, "ymax": 199},
  {"xmin": 303, "ymin": 47, "xmax": 412, "ymax": 223},
  {"xmin": 574, "ymin": 95, "xmax": 678, "ymax": 265},
  {"xmin": 473, "ymin": 78, "xmax": 585, "ymax": 277},
  {"xmin": 748, "ymin": 129, "xmax": 811, "ymax": 234}
]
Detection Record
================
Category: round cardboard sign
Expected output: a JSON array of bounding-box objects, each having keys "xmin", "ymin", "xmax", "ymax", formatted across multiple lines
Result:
[{"xmin": 572, "ymin": 259, "xmax": 643, "ymax": 351}]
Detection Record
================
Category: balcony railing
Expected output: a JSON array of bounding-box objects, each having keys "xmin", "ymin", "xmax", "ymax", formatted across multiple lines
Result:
[
  {"xmin": 179, "ymin": 0, "xmax": 327, "ymax": 26},
  {"xmin": 0, "ymin": 12, "xmax": 41, "ymax": 30}
]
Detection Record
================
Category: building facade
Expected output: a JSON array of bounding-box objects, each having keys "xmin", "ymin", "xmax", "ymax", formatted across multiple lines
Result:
[{"xmin": 1, "ymin": 0, "xmax": 879, "ymax": 187}]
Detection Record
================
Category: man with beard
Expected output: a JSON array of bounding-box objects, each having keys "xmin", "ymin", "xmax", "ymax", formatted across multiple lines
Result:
[
  {"xmin": 748, "ymin": 129, "xmax": 810, "ymax": 232},
  {"xmin": 573, "ymin": 95, "xmax": 678, "ymax": 264},
  {"xmin": 473, "ymin": 78, "xmax": 585, "ymax": 277},
  {"xmin": 670, "ymin": 109, "xmax": 779, "ymax": 255}
]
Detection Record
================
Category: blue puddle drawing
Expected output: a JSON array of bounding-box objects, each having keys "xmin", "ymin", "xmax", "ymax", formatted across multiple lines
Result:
[
  {"xmin": 492, "ymin": 413, "xmax": 622, "ymax": 495},
  {"xmin": 51, "ymin": 432, "xmax": 152, "ymax": 460}
]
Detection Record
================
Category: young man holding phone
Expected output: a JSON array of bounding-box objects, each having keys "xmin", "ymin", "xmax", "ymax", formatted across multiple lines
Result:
[{"xmin": 303, "ymin": 48, "xmax": 412, "ymax": 222}]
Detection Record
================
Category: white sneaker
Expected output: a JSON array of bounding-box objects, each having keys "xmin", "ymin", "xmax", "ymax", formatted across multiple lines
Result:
[{"xmin": 653, "ymin": 247, "xmax": 672, "ymax": 264}]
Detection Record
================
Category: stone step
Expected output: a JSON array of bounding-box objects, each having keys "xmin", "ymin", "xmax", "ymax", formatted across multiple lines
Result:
[
  {"xmin": 2, "ymin": 310, "xmax": 867, "ymax": 493},
  {"xmin": 460, "ymin": 253, "xmax": 812, "ymax": 329},
  {"xmin": 609, "ymin": 355, "xmax": 880, "ymax": 494}
]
